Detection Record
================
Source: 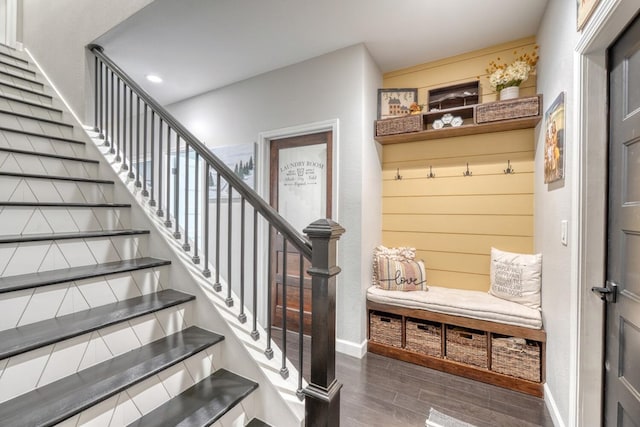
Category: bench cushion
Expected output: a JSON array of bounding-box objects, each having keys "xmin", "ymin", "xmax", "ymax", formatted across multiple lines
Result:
[{"xmin": 367, "ymin": 285, "xmax": 542, "ymax": 329}]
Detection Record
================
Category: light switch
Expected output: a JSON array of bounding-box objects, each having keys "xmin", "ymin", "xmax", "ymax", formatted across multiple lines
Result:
[{"xmin": 561, "ymin": 220, "xmax": 568, "ymax": 246}]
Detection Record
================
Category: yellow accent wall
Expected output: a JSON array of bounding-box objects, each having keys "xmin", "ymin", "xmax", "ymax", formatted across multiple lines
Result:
[{"xmin": 381, "ymin": 37, "xmax": 537, "ymax": 291}]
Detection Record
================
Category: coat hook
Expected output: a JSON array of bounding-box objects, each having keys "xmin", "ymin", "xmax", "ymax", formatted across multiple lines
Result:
[
  {"xmin": 463, "ymin": 162, "xmax": 472, "ymax": 177},
  {"xmin": 395, "ymin": 168, "xmax": 402, "ymax": 180},
  {"xmin": 504, "ymin": 160, "xmax": 515, "ymax": 174},
  {"xmin": 427, "ymin": 165, "xmax": 436, "ymax": 179}
]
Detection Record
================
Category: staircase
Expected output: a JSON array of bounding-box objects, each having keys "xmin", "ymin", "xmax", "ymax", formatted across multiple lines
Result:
[{"xmin": 0, "ymin": 44, "xmax": 270, "ymax": 426}]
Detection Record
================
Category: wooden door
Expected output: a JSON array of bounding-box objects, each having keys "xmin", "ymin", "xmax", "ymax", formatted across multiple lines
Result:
[
  {"xmin": 270, "ymin": 131, "xmax": 332, "ymax": 334},
  {"xmin": 605, "ymin": 12, "xmax": 640, "ymax": 426}
]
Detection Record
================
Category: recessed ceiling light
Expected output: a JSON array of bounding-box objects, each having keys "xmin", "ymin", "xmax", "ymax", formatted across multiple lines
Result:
[{"xmin": 146, "ymin": 74, "xmax": 163, "ymax": 83}]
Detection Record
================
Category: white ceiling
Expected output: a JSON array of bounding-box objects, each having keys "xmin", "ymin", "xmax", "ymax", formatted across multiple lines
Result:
[{"xmin": 96, "ymin": 0, "xmax": 549, "ymax": 106}]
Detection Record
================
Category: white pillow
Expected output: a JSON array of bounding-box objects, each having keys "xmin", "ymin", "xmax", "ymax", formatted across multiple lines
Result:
[{"xmin": 489, "ymin": 247, "xmax": 542, "ymax": 310}]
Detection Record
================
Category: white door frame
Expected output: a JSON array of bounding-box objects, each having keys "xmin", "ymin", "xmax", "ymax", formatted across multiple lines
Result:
[
  {"xmin": 1, "ymin": 0, "xmax": 17, "ymax": 48},
  {"xmin": 255, "ymin": 119, "xmax": 340, "ymax": 326},
  {"xmin": 574, "ymin": 1, "xmax": 639, "ymax": 425}
]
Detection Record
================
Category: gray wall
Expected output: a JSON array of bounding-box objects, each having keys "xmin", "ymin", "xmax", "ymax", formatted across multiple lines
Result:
[
  {"xmin": 165, "ymin": 44, "xmax": 383, "ymax": 354},
  {"xmin": 21, "ymin": 0, "xmax": 154, "ymax": 121}
]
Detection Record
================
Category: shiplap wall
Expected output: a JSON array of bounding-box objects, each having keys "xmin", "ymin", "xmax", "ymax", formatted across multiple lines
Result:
[{"xmin": 381, "ymin": 37, "xmax": 537, "ymax": 292}]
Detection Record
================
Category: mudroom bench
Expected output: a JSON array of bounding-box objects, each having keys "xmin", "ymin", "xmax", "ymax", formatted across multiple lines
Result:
[{"xmin": 366, "ymin": 286, "xmax": 546, "ymax": 397}]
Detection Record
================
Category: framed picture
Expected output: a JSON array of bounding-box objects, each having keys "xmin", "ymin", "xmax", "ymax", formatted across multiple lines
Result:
[
  {"xmin": 577, "ymin": 0, "xmax": 600, "ymax": 30},
  {"xmin": 544, "ymin": 92, "xmax": 565, "ymax": 184},
  {"xmin": 377, "ymin": 88, "xmax": 418, "ymax": 119},
  {"xmin": 208, "ymin": 142, "xmax": 256, "ymax": 201}
]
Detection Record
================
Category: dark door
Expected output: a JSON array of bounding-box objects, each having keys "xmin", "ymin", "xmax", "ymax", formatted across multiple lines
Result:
[
  {"xmin": 605, "ymin": 12, "xmax": 640, "ymax": 426},
  {"xmin": 269, "ymin": 131, "xmax": 332, "ymax": 335}
]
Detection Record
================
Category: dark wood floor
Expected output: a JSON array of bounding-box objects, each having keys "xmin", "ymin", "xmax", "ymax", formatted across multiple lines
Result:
[{"xmin": 273, "ymin": 330, "xmax": 554, "ymax": 426}]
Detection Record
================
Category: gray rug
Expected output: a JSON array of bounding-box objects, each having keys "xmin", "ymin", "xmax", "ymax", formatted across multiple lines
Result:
[{"xmin": 426, "ymin": 408, "xmax": 477, "ymax": 427}]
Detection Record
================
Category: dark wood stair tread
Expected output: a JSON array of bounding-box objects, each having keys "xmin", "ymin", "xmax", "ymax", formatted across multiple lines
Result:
[
  {"xmin": 0, "ymin": 146, "xmax": 98, "ymax": 163},
  {"xmin": 128, "ymin": 368, "xmax": 259, "ymax": 427},
  {"xmin": 0, "ymin": 126, "xmax": 83, "ymax": 144},
  {"xmin": 246, "ymin": 419, "xmax": 272, "ymax": 427},
  {"xmin": 0, "ymin": 288, "xmax": 195, "ymax": 359},
  {"xmin": 0, "ymin": 201, "xmax": 130, "ymax": 207},
  {"xmin": 0, "ymin": 257, "xmax": 170, "ymax": 293},
  {"xmin": 0, "ymin": 171, "xmax": 113, "ymax": 184},
  {"xmin": 0, "ymin": 228, "xmax": 149, "ymax": 244},
  {"xmin": 0, "ymin": 326, "xmax": 223, "ymax": 427}
]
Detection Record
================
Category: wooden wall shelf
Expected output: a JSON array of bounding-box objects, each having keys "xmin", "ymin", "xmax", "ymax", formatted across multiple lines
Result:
[{"xmin": 374, "ymin": 95, "xmax": 542, "ymax": 145}]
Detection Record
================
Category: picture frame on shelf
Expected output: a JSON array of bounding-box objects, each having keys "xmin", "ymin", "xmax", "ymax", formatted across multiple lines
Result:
[
  {"xmin": 544, "ymin": 92, "xmax": 565, "ymax": 184},
  {"xmin": 577, "ymin": 0, "xmax": 600, "ymax": 30},
  {"xmin": 377, "ymin": 88, "xmax": 418, "ymax": 119}
]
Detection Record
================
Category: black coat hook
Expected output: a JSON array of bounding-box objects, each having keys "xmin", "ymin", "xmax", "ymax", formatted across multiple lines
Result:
[
  {"xmin": 504, "ymin": 160, "xmax": 515, "ymax": 174},
  {"xmin": 463, "ymin": 162, "xmax": 472, "ymax": 177},
  {"xmin": 427, "ymin": 165, "xmax": 436, "ymax": 179},
  {"xmin": 395, "ymin": 168, "xmax": 402, "ymax": 180}
]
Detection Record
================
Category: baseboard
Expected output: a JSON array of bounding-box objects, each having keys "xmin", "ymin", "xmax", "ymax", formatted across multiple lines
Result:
[
  {"xmin": 544, "ymin": 383, "xmax": 566, "ymax": 427},
  {"xmin": 336, "ymin": 338, "xmax": 367, "ymax": 359}
]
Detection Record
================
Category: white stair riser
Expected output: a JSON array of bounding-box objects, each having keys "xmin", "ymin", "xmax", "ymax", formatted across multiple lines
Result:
[
  {"xmin": 0, "ymin": 110, "xmax": 74, "ymax": 139},
  {"xmin": 0, "ymin": 176, "xmax": 114, "ymax": 203},
  {"xmin": 0, "ymin": 150, "xmax": 98, "ymax": 178},
  {"xmin": 0, "ymin": 97, "xmax": 64, "ymax": 121},
  {"xmin": 0, "ymin": 130, "xmax": 85, "ymax": 158},
  {"xmin": 0, "ymin": 206, "xmax": 129, "ymax": 235},
  {"xmin": 0, "ymin": 84, "xmax": 52, "ymax": 105},
  {"xmin": 0, "ymin": 303, "xmax": 192, "ymax": 404},
  {"xmin": 0, "ymin": 234, "xmax": 149, "ymax": 277},
  {"xmin": 0, "ymin": 266, "xmax": 167, "ymax": 331}
]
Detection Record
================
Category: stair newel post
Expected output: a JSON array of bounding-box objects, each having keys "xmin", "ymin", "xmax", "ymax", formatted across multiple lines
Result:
[
  {"xmin": 303, "ymin": 219, "xmax": 345, "ymax": 427},
  {"xmin": 173, "ymin": 135, "xmax": 181, "ymax": 239}
]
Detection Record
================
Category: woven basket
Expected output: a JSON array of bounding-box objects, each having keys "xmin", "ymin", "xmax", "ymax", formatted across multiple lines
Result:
[
  {"xmin": 405, "ymin": 318, "xmax": 442, "ymax": 357},
  {"xmin": 375, "ymin": 114, "xmax": 423, "ymax": 136},
  {"xmin": 475, "ymin": 95, "xmax": 540, "ymax": 124},
  {"xmin": 369, "ymin": 311, "xmax": 402, "ymax": 348},
  {"xmin": 492, "ymin": 336, "xmax": 541, "ymax": 382},
  {"xmin": 445, "ymin": 326, "xmax": 488, "ymax": 368}
]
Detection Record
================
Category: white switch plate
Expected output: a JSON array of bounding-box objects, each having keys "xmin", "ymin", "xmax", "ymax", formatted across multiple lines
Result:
[{"xmin": 561, "ymin": 220, "xmax": 568, "ymax": 246}]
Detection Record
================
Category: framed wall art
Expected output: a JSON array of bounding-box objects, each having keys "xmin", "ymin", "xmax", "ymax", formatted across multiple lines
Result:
[
  {"xmin": 577, "ymin": 0, "xmax": 600, "ymax": 30},
  {"xmin": 544, "ymin": 92, "xmax": 565, "ymax": 184},
  {"xmin": 208, "ymin": 142, "xmax": 256, "ymax": 200},
  {"xmin": 377, "ymin": 88, "xmax": 417, "ymax": 119}
]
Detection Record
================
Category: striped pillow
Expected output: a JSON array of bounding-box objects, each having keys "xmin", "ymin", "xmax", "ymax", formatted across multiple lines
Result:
[{"xmin": 377, "ymin": 258, "xmax": 428, "ymax": 291}]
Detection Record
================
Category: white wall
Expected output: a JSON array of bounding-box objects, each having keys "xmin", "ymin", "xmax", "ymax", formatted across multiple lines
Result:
[
  {"xmin": 20, "ymin": 0, "xmax": 154, "ymax": 121},
  {"xmin": 535, "ymin": 1, "xmax": 579, "ymax": 425},
  {"xmin": 166, "ymin": 44, "xmax": 383, "ymax": 354}
]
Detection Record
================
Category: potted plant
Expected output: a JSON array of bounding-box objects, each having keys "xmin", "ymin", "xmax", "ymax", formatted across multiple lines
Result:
[{"xmin": 487, "ymin": 46, "xmax": 539, "ymax": 100}]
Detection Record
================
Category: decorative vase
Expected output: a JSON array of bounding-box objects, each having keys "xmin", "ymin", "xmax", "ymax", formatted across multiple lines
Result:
[{"xmin": 500, "ymin": 86, "xmax": 520, "ymax": 100}]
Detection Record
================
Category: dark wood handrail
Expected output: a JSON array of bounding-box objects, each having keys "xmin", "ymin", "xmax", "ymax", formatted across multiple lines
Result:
[{"xmin": 89, "ymin": 44, "xmax": 312, "ymax": 259}]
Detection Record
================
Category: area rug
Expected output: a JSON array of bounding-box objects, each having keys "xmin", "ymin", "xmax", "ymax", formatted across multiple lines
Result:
[{"xmin": 425, "ymin": 408, "xmax": 477, "ymax": 427}]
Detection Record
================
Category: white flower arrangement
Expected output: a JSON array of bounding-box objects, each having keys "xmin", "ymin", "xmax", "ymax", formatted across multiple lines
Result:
[{"xmin": 487, "ymin": 47, "xmax": 539, "ymax": 92}]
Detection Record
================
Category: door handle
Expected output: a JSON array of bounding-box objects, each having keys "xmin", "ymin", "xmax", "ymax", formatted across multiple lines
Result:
[{"xmin": 591, "ymin": 281, "xmax": 618, "ymax": 303}]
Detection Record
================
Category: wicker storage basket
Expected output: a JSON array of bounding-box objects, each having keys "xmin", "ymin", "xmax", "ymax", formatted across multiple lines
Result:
[
  {"xmin": 475, "ymin": 95, "xmax": 540, "ymax": 124},
  {"xmin": 369, "ymin": 311, "xmax": 402, "ymax": 348},
  {"xmin": 405, "ymin": 318, "xmax": 442, "ymax": 357},
  {"xmin": 445, "ymin": 326, "xmax": 488, "ymax": 368},
  {"xmin": 375, "ymin": 114, "xmax": 423, "ymax": 136},
  {"xmin": 491, "ymin": 335, "xmax": 541, "ymax": 382}
]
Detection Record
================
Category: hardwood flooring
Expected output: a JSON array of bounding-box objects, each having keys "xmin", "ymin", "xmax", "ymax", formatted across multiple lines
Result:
[{"xmin": 274, "ymin": 330, "xmax": 554, "ymax": 426}]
